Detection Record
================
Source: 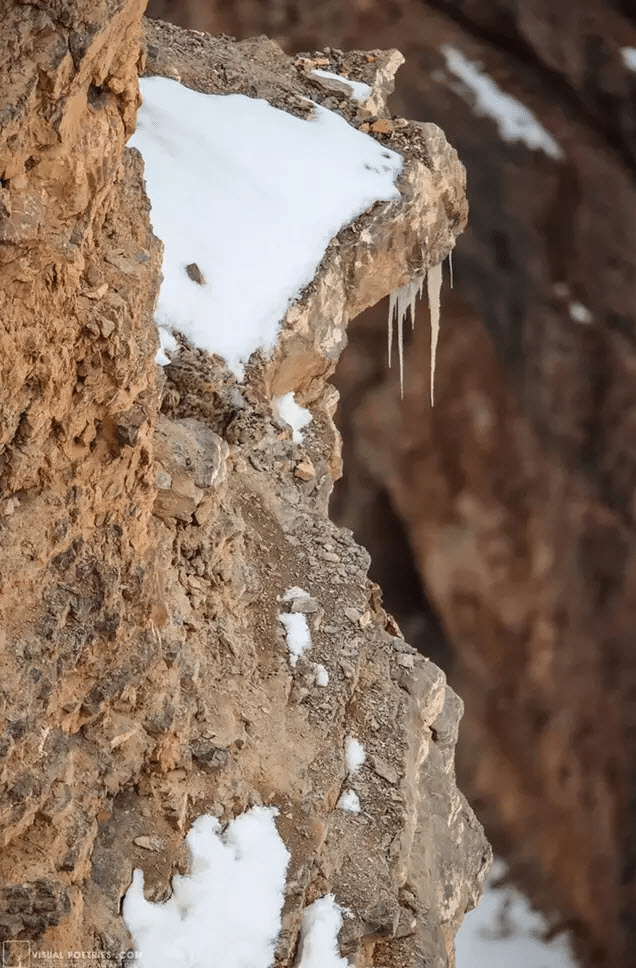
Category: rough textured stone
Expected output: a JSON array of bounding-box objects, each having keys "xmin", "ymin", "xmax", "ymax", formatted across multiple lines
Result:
[
  {"xmin": 145, "ymin": 3, "xmax": 636, "ymax": 967},
  {"xmin": 0, "ymin": 6, "xmax": 487, "ymax": 968}
]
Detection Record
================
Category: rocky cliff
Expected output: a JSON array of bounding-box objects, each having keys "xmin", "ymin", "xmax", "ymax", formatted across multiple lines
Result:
[
  {"xmin": 0, "ymin": 4, "xmax": 488, "ymax": 965},
  {"xmin": 145, "ymin": 3, "xmax": 636, "ymax": 966}
]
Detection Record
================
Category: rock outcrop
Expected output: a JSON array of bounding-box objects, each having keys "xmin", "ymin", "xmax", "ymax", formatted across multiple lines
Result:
[
  {"xmin": 146, "ymin": 3, "xmax": 636, "ymax": 967},
  {"xmin": 0, "ymin": 5, "xmax": 487, "ymax": 966}
]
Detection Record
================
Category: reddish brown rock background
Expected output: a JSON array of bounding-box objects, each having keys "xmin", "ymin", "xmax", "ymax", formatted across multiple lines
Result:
[{"xmin": 146, "ymin": 3, "xmax": 636, "ymax": 967}]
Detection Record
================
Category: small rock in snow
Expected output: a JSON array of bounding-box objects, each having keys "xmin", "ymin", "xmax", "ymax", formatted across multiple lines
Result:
[{"xmin": 185, "ymin": 262, "xmax": 206, "ymax": 285}]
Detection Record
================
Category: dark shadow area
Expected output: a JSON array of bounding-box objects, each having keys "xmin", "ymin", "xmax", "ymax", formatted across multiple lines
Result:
[{"xmin": 331, "ymin": 475, "xmax": 453, "ymax": 671}]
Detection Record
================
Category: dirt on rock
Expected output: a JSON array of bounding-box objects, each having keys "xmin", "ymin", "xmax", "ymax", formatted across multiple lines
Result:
[{"xmin": 0, "ymin": 6, "xmax": 487, "ymax": 968}]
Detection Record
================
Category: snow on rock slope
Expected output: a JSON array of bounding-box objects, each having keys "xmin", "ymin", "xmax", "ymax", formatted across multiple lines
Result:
[{"xmin": 130, "ymin": 76, "xmax": 402, "ymax": 377}]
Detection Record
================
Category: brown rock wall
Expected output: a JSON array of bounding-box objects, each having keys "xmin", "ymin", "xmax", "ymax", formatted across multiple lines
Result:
[{"xmin": 0, "ymin": 6, "xmax": 486, "ymax": 966}]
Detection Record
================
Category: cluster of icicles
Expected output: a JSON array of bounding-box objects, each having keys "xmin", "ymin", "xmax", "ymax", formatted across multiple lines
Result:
[{"xmin": 387, "ymin": 254, "xmax": 450, "ymax": 404}]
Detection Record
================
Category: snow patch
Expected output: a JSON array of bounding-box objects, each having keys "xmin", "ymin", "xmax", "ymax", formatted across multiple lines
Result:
[
  {"xmin": 273, "ymin": 392, "xmax": 312, "ymax": 443},
  {"xmin": 312, "ymin": 68, "xmax": 372, "ymax": 103},
  {"xmin": 337, "ymin": 790, "xmax": 361, "ymax": 813},
  {"xmin": 130, "ymin": 76, "xmax": 403, "ymax": 378},
  {"xmin": 455, "ymin": 858, "xmax": 579, "ymax": 968},
  {"xmin": 314, "ymin": 663, "xmax": 329, "ymax": 687},
  {"xmin": 282, "ymin": 586, "xmax": 312, "ymax": 602},
  {"xmin": 622, "ymin": 47, "xmax": 636, "ymax": 71},
  {"xmin": 296, "ymin": 895, "xmax": 351, "ymax": 968},
  {"xmin": 441, "ymin": 46, "xmax": 563, "ymax": 160},
  {"xmin": 569, "ymin": 301, "xmax": 593, "ymax": 325},
  {"xmin": 156, "ymin": 327, "xmax": 179, "ymax": 366},
  {"xmin": 345, "ymin": 736, "xmax": 365, "ymax": 773},
  {"xmin": 122, "ymin": 807, "xmax": 289, "ymax": 968},
  {"xmin": 279, "ymin": 611, "xmax": 312, "ymax": 666}
]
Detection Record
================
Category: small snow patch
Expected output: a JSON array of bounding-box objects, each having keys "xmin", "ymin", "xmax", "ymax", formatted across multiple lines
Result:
[
  {"xmin": 337, "ymin": 790, "xmax": 361, "ymax": 813},
  {"xmin": 156, "ymin": 327, "xmax": 178, "ymax": 366},
  {"xmin": 130, "ymin": 76, "xmax": 403, "ymax": 379},
  {"xmin": 122, "ymin": 807, "xmax": 289, "ymax": 968},
  {"xmin": 273, "ymin": 392, "xmax": 312, "ymax": 443},
  {"xmin": 622, "ymin": 47, "xmax": 636, "ymax": 71},
  {"xmin": 314, "ymin": 663, "xmax": 329, "ymax": 687},
  {"xmin": 296, "ymin": 895, "xmax": 351, "ymax": 968},
  {"xmin": 282, "ymin": 586, "xmax": 311, "ymax": 602},
  {"xmin": 441, "ymin": 46, "xmax": 563, "ymax": 160},
  {"xmin": 569, "ymin": 301, "xmax": 593, "ymax": 325},
  {"xmin": 312, "ymin": 68, "xmax": 372, "ymax": 103},
  {"xmin": 279, "ymin": 612, "xmax": 312, "ymax": 666},
  {"xmin": 345, "ymin": 736, "xmax": 365, "ymax": 773}
]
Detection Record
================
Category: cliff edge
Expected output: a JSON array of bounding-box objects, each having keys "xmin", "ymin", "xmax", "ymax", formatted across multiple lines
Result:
[{"xmin": 0, "ymin": 5, "xmax": 488, "ymax": 966}]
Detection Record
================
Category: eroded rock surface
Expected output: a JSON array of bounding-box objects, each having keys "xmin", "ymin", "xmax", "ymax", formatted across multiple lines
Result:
[
  {"xmin": 0, "ymin": 6, "xmax": 487, "ymax": 967},
  {"xmin": 146, "ymin": 2, "xmax": 636, "ymax": 966}
]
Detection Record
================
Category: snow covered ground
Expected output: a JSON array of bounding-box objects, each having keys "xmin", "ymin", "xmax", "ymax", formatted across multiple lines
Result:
[
  {"xmin": 273, "ymin": 392, "xmax": 312, "ymax": 443},
  {"xmin": 129, "ymin": 76, "xmax": 403, "ymax": 376},
  {"xmin": 121, "ymin": 811, "xmax": 581, "ymax": 968},
  {"xmin": 123, "ymin": 807, "xmax": 353, "ymax": 968},
  {"xmin": 455, "ymin": 858, "xmax": 579, "ymax": 968},
  {"xmin": 311, "ymin": 68, "xmax": 372, "ymax": 103},
  {"xmin": 123, "ymin": 808, "xmax": 289, "ymax": 968}
]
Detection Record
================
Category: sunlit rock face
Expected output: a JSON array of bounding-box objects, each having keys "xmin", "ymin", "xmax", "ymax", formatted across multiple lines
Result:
[
  {"xmin": 0, "ymin": 7, "xmax": 487, "ymax": 968},
  {"xmin": 147, "ymin": 3, "xmax": 636, "ymax": 967}
]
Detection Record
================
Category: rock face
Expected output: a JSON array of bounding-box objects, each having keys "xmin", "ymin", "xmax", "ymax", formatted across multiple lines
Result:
[
  {"xmin": 145, "ymin": 3, "xmax": 636, "ymax": 968},
  {"xmin": 0, "ymin": 5, "xmax": 487, "ymax": 966}
]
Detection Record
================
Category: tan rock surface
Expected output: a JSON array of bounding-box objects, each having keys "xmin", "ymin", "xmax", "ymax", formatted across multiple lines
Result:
[
  {"xmin": 148, "ymin": 4, "xmax": 636, "ymax": 966},
  {"xmin": 0, "ymin": 6, "xmax": 487, "ymax": 966}
]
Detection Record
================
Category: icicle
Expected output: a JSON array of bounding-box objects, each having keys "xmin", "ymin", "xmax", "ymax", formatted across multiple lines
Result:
[
  {"xmin": 427, "ymin": 261, "xmax": 443, "ymax": 406},
  {"xmin": 397, "ymin": 293, "xmax": 404, "ymax": 397},
  {"xmin": 387, "ymin": 274, "xmax": 427, "ymax": 399},
  {"xmin": 409, "ymin": 281, "xmax": 418, "ymax": 331},
  {"xmin": 388, "ymin": 290, "xmax": 396, "ymax": 369}
]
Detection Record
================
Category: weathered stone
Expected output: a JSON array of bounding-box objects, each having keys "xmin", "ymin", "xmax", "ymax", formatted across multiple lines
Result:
[
  {"xmin": 0, "ymin": 8, "xmax": 487, "ymax": 968},
  {"xmin": 152, "ymin": 2, "xmax": 636, "ymax": 964},
  {"xmin": 0, "ymin": 881, "xmax": 70, "ymax": 942}
]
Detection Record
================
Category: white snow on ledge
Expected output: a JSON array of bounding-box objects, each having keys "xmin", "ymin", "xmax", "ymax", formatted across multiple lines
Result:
[
  {"xmin": 441, "ymin": 46, "xmax": 563, "ymax": 160},
  {"xmin": 337, "ymin": 789, "xmax": 361, "ymax": 813},
  {"xmin": 297, "ymin": 895, "xmax": 350, "ymax": 968},
  {"xmin": 130, "ymin": 76, "xmax": 403, "ymax": 376},
  {"xmin": 312, "ymin": 68, "xmax": 373, "ymax": 103},
  {"xmin": 273, "ymin": 391, "xmax": 312, "ymax": 442},
  {"xmin": 122, "ymin": 808, "xmax": 353, "ymax": 968},
  {"xmin": 279, "ymin": 611, "xmax": 312, "ymax": 666},
  {"xmin": 122, "ymin": 807, "xmax": 290, "ymax": 968},
  {"xmin": 345, "ymin": 736, "xmax": 365, "ymax": 773}
]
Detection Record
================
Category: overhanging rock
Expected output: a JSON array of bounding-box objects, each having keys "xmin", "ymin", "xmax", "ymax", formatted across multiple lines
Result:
[{"xmin": 0, "ymin": 7, "xmax": 488, "ymax": 967}]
